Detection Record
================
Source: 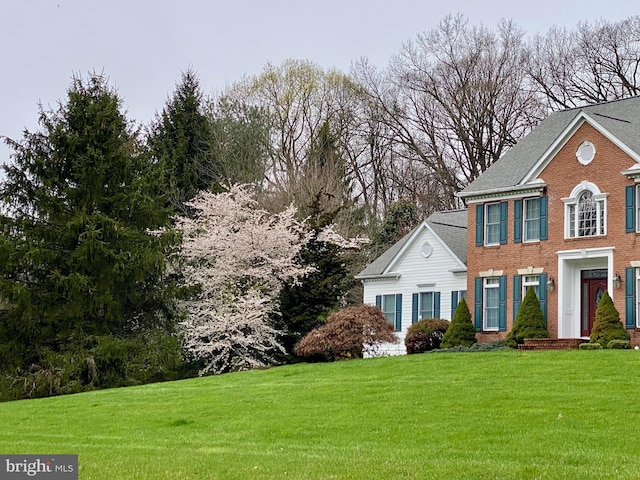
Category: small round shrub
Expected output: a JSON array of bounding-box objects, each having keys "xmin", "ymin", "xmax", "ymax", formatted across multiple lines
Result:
[
  {"xmin": 505, "ymin": 286, "xmax": 549, "ymax": 348},
  {"xmin": 590, "ymin": 291, "xmax": 630, "ymax": 347},
  {"xmin": 607, "ymin": 339, "xmax": 631, "ymax": 349},
  {"xmin": 404, "ymin": 319, "xmax": 450, "ymax": 354},
  {"xmin": 579, "ymin": 342, "xmax": 603, "ymax": 350},
  {"xmin": 440, "ymin": 298, "xmax": 477, "ymax": 348}
]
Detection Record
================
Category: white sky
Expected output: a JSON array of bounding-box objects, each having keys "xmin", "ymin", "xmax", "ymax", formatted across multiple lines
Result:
[{"xmin": 1, "ymin": 0, "xmax": 638, "ymax": 164}]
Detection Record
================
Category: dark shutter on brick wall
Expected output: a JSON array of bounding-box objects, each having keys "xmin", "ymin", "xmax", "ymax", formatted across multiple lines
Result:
[
  {"xmin": 499, "ymin": 202, "xmax": 508, "ymax": 245},
  {"xmin": 513, "ymin": 275, "xmax": 522, "ymax": 320},
  {"xmin": 539, "ymin": 273, "xmax": 548, "ymax": 327},
  {"xmin": 498, "ymin": 276, "xmax": 507, "ymax": 331},
  {"xmin": 626, "ymin": 185, "xmax": 636, "ymax": 233},
  {"xmin": 626, "ymin": 267, "xmax": 635, "ymax": 329},
  {"xmin": 514, "ymin": 199, "xmax": 522, "ymax": 243},
  {"xmin": 474, "ymin": 278, "xmax": 483, "ymax": 332},
  {"xmin": 475, "ymin": 204, "xmax": 484, "ymax": 246},
  {"xmin": 539, "ymin": 197, "xmax": 548, "ymax": 241}
]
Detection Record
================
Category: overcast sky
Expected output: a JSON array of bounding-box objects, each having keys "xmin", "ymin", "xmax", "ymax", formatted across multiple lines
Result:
[{"xmin": 1, "ymin": 0, "xmax": 638, "ymax": 164}]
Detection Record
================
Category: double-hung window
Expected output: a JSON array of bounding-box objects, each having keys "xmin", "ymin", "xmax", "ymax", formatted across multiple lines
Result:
[
  {"xmin": 419, "ymin": 292, "xmax": 435, "ymax": 319},
  {"xmin": 515, "ymin": 196, "xmax": 547, "ymax": 243},
  {"xmin": 412, "ymin": 291, "xmax": 441, "ymax": 322},
  {"xmin": 522, "ymin": 275, "xmax": 540, "ymax": 300},
  {"xmin": 524, "ymin": 198, "xmax": 541, "ymax": 241},
  {"xmin": 485, "ymin": 203, "xmax": 501, "ymax": 245},
  {"xmin": 483, "ymin": 278, "xmax": 500, "ymax": 331},
  {"xmin": 376, "ymin": 294, "xmax": 402, "ymax": 331}
]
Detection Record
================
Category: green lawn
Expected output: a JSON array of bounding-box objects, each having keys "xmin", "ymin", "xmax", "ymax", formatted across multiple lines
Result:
[{"xmin": 2, "ymin": 350, "xmax": 640, "ymax": 479}]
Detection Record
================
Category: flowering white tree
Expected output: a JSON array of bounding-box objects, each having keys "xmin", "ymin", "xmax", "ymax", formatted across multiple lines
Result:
[{"xmin": 174, "ymin": 184, "xmax": 312, "ymax": 374}]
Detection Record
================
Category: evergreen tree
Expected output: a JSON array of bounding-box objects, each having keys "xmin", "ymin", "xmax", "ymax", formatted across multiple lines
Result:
[
  {"xmin": 277, "ymin": 192, "xmax": 355, "ymax": 356},
  {"xmin": 590, "ymin": 290, "xmax": 630, "ymax": 347},
  {"xmin": 505, "ymin": 287, "xmax": 550, "ymax": 348},
  {"xmin": 440, "ymin": 298, "xmax": 477, "ymax": 348},
  {"xmin": 0, "ymin": 74, "xmax": 179, "ymax": 394},
  {"xmin": 149, "ymin": 69, "xmax": 213, "ymax": 214}
]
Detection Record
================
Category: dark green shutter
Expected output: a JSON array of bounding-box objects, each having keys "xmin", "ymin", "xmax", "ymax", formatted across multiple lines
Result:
[
  {"xmin": 451, "ymin": 291, "xmax": 459, "ymax": 319},
  {"xmin": 514, "ymin": 199, "xmax": 522, "ymax": 243},
  {"xmin": 626, "ymin": 267, "xmax": 635, "ymax": 328},
  {"xmin": 475, "ymin": 204, "xmax": 484, "ymax": 246},
  {"xmin": 539, "ymin": 196, "xmax": 548, "ymax": 241},
  {"xmin": 499, "ymin": 202, "xmax": 508, "ymax": 245},
  {"xmin": 375, "ymin": 295, "xmax": 382, "ymax": 308},
  {"xmin": 499, "ymin": 276, "xmax": 507, "ymax": 331},
  {"xmin": 539, "ymin": 273, "xmax": 548, "ymax": 327},
  {"xmin": 434, "ymin": 292, "xmax": 441, "ymax": 318},
  {"xmin": 412, "ymin": 293, "xmax": 419, "ymax": 324},
  {"xmin": 474, "ymin": 277, "xmax": 483, "ymax": 331},
  {"xmin": 626, "ymin": 185, "xmax": 636, "ymax": 233},
  {"xmin": 513, "ymin": 275, "xmax": 522, "ymax": 320},
  {"xmin": 395, "ymin": 294, "xmax": 402, "ymax": 331}
]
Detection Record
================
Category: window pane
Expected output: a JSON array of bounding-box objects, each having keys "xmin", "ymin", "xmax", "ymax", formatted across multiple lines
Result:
[
  {"xmin": 420, "ymin": 292, "xmax": 433, "ymax": 319},
  {"xmin": 485, "ymin": 204, "xmax": 501, "ymax": 244},
  {"xmin": 578, "ymin": 191, "xmax": 597, "ymax": 236},
  {"xmin": 382, "ymin": 295, "xmax": 396, "ymax": 326},
  {"xmin": 524, "ymin": 198, "xmax": 540, "ymax": 241},
  {"xmin": 637, "ymin": 271, "xmax": 640, "ymax": 328},
  {"xmin": 484, "ymin": 279, "xmax": 499, "ymax": 330},
  {"xmin": 523, "ymin": 275, "xmax": 540, "ymax": 300}
]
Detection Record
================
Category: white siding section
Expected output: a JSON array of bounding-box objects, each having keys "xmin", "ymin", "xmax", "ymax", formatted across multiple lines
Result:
[{"xmin": 361, "ymin": 224, "xmax": 467, "ymax": 356}]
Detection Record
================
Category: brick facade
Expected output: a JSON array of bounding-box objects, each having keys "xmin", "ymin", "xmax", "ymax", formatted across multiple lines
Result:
[{"xmin": 467, "ymin": 121, "xmax": 640, "ymax": 346}]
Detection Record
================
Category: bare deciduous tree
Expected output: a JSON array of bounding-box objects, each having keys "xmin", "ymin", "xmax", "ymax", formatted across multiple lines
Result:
[{"xmin": 528, "ymin": 16, "xmax": 640, "ymax": 109}]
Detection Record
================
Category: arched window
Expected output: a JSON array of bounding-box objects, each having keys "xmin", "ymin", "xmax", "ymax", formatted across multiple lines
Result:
[{"xmin": 563, "ymin": 182, "xmax": 607, "ymax": 238}]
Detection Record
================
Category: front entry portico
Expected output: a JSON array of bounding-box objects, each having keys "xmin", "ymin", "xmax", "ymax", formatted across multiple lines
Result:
[{"xmin": 557, "ymin": 247, "xmax": 615, "ymax": 339}]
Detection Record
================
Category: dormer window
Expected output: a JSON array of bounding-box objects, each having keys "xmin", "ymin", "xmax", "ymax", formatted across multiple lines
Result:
[{"xmin": 563, "ymin": 182, "xmax": 607, "ymax": 238}]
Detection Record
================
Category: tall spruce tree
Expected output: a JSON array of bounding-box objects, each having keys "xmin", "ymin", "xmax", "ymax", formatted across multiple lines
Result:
[
  {"xmin": 149, "ymin": 69, "xmax": 213, "ymax": 214},
  {"xmin": 0, "ymin": 74, "xmax": 178, "ymax": 391}
]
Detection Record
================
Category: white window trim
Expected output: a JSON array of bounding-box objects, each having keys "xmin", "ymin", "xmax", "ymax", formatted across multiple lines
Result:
[
  {"xmin": 381, "ymin": 294, "xmax": 397, "ymax": 328},
  {"xmin": 522, "ymin": 274, "xmax": 540, "ymax": 299},
  {"xmin": 562, "ymin": 181, "xmax": 608, "ymax": 239},
  {"xmin": 636, "ymin": 184, "xmax": 640, "ymax": 234},
  {"xmin": 636, "ymin": 268, "xmax": 640, "ymax": 328},
  {"xmin": 484, "ymin": 202, "xmax": 501, "ymax": 246},
  {"xmin": 523, "ymin": 197, "xmax": 541, "ymax": 243},
  {"xmin": 419, "ymin": 291, "xmax": 435, "ymax": 320},
  {"xmin": 483, "ymin": 277, "xmax": 500, "ymax": 331}
]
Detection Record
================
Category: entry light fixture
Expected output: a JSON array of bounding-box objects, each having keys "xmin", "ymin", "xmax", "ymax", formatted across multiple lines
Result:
[
  {"xmin": 547, "ymin": 276, "xmax": 555, "ymax": 292},
  {"xmin": 614, "ymin": 272, "xmax": 622, "ymax": 289}
]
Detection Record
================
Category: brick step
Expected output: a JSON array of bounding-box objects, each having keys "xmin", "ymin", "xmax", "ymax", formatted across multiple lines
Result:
[{"xmin": 518, "ymin": 338, "xmax": 583, "ymax": 350}]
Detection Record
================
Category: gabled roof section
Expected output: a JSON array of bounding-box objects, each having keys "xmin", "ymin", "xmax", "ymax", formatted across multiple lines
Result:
[
  {"xmin": 355, "ymin": 209, "xmax": 468, "ymax": 279},
  {"xmin": 458, "ymin": 96, "xmax": 640, "ymax": 200}
]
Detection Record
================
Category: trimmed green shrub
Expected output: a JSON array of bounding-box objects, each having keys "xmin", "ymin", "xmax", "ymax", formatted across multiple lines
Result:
[
  {"xmin": 505, "ymin": 287, "xmax": 550, "ymax": 348},
  {"xmin": 404, "ymin": 319, "xmax": 450, "ymax": 354},
  {"xmin": 441, "ymin": 298, "xmax": 477, "ymax": 349},
  {"xmin": 607, "ymin": 339, "xmax": 631, "ymax": 349},
  {"xmin": 590, "ymin": 291, "xmax": 630, "ymax": 347},
  {"xmin": 435, "ymin": 341, "xmax": 507, "ymax": 353},
  {"xmin": 579, "ymin": 343, "xmax": 603, "ymax": 350}
]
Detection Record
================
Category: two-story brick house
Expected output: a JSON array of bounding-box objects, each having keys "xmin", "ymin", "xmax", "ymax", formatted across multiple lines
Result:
[{"xmin": 458, "ymin": 96, "xmax": 640, "ymax": 345}]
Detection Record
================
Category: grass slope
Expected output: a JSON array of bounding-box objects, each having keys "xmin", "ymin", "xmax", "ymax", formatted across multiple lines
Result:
[{"xmin": 2, "ymin": 350, "xmax": 640, "ymax": 479}]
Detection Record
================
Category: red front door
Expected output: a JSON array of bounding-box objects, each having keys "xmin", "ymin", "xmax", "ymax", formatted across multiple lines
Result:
[{"xmin": 581, "ymin": 273, "xmax": 608, "ymax": 337}]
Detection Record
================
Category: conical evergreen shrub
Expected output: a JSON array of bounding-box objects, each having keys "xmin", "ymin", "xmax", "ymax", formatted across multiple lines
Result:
[
  {"xmin": 440, "ymin": 298, "xmax": 477, "ymax": 348},
  {"xmin": 505, "ymin": 287, "xmax": 550, "ymax": 348},
  {"xmin": 590, "ymin": 290, "xmax": 629, "ymax": 347}
]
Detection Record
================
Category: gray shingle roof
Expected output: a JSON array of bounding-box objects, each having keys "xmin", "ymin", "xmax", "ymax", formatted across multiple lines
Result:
[
  {"xmin": 355, "ymin": 209, "xmax": 467, "ymax": 278},
  {"xmin": 460, "ymin": 96, "xmax": 640, "ymax": 196}
]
